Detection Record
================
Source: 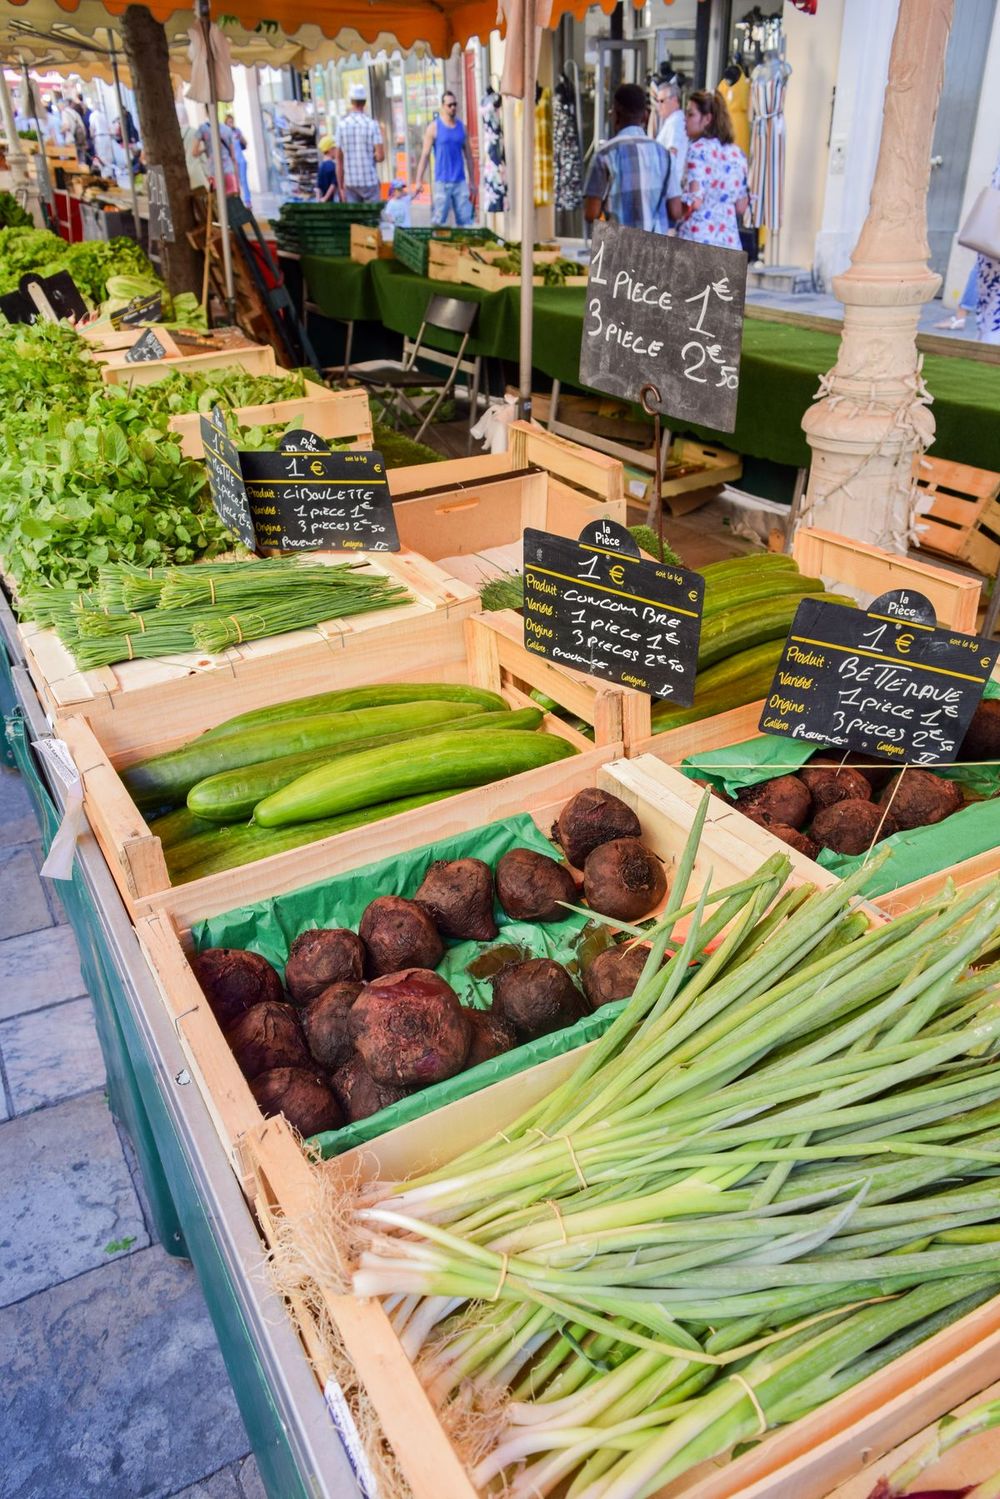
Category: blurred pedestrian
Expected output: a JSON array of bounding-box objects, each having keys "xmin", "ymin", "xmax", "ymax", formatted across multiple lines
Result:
[
  {"xmin": 335, "ymin": 84, "xmax": 384, "ymax": 204},
  {"xmin": 671, "ymin": 89, "xmax": 748, "ymax": 250},
  {"xmin": 224, "ymin": 112, "xmax": 252, "ymax": 205},
  {"xmin": 584, "ymin": 83, "xmax": 672, "ymax": 233},
  {"xmin": 413, "ymin": 90, "xmax": 477, "ymax": 226}
]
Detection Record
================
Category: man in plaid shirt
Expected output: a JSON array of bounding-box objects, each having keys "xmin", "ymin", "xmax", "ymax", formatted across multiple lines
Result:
[
  {"xmin": 584, "ymin": 84, "xmax": 673, "ymax": 233},
  {"xmin": 335, "ymin": 83, "xmax": 385, "ymax": 203}
]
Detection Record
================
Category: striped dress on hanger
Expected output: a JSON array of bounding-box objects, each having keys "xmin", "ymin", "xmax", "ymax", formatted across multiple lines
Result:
[{"xmin": 748, "ymin": 69, "xmax": 787, "ymax": 231}]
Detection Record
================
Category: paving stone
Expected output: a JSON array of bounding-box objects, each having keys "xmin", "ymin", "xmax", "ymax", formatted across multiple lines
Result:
[
  {"xmin": 0, "ymin": 1089, "xmax": 148, "ymax": 1306},
  {"xmin": 0, "ymin": 842, "xmax": 54, "ymax": 940},
  {"xmin": 0, "ymin": 767, "xmax": 40, "ymax": 848},
  {"xmin": 0, "ymin": 996, "xmax": 105, "ymax": 1114},
  {"xmin": 0, "ymin": 923, "xmax": 86, "ymax": 1022},
  {"xmin": 236, "ymin": 1456, "xmax": 266, "ymax": 1499},
  {"xmin": 167, "ymin": 1464, "xmax": 245, "ymax": 1499},
  {"xmin": 1, "ymin": 1246, "xmax": 250, "ymax": 1499}
]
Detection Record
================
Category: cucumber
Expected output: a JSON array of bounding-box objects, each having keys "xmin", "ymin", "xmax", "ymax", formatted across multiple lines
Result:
[
  {"xmin": 701, "ymin": 573, "xmax": 824, "ymax": 620},
  {"xmin": 651, "ymin": 671, "xmax": 779, "ymax": 733},
  {"xmin": 692, "ymin": 639, "xmax": 786, "ymax": 697},
  {"xmin": 148, "ymin": 806, "xmax": 215, "ymax": 848},
  {"xmin": 123, "ymin": 700, "xmax": 483, "ymax": 812},
  {"xmin": 697, "ymin": 592, "xmax": 853, "ymax": 671},
  {"xmin": 699, "ymin": 554, "xmax": 798, "ymax": 582},
  {"xmin": 187, "ymin": 707, "xmax": 543, "ymax": 823},
  {"xmin": 254, "ymin": 729, "xmax": 577, "ymax": 828},
  {"xmin": 201, "ymin": 682, "xmax": 510, "ymax": 741},
  {"xmin": 168, "ymin": 790, "xmax": 467, "ymax": 883}
]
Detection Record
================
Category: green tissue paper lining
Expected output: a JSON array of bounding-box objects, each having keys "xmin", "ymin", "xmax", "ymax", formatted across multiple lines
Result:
[
  {"xmin": 191, "ymin": 812, "xmax": 624, "ymax": 1157},
  {"xmin": 681, "ymin": 683, "xmax": 1000, "ymax": 899}
]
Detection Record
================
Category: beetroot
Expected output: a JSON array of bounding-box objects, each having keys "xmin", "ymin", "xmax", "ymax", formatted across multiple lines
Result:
[
  {"xmin": 743, "ymin": 811, "xmax": 820, "ymax": 860},
  {"xmin": 878, "ymin": 769, "xmax": 962, "ymax": 831},
  {"xmin": 582, "ymin": 943, "xmax": 654, "ymax": 1009},
  {"xmin": 359, "ymin": 896, "xmax": 444, "ymax": 977},
  {"xmin": 283, "ymin": 928, "xmax": 365, "ymax": 1006},
  {"xmin": 330, "ymin": 1055, "xmax": 409, "ymax": 1123},
  {"xmin": 350, "ymin": 968, "xmax": 471, "ymax": 1086},
  {"xmin": 495, "ymin": 847, "xmax": 578, "ymax": 923},
  {"xmin": 227, "ymin": 1000, "xmax": 309, "ymax": 1080},
  {"xmin": 192, "ymin": 948, "xmax": 283, "ymax": 1031},
  {"xmin": 735, "ymin": 775, "xmax": 812, "ymax": 831},
  {"xmin": 250, "ymin": 1066, "xmax": 344, "ymax": 1135},
  {"xmin": 811, "ymin": 750, "xmax": 893, "ymax": 793},
  {"xmin": 553, "ymin": 788, "xmax": 642, "ymax": 868},
  {"xmin": 301, "ymin": 980, "xmax": 364, "ymax": 1070},
  {"xmin": 583, "ymin": 838, "xmax": 667, "ymax": 922},
  {"xmin": 413, "ymin": 858, "xmax": 497, "ymax": 941},
  {"xmin": 491, "ymin": 958, "xmax": 585, "ymax": 1038},
  {"xmin": 465, "ymin": 1009, "xmax": 518, "ymax": 1066},
  {"xmin": 799, "ymin": 765, "xmax": 872, "ymax": 811},
  {"xmin": 811, "ymin": 800, "xmax": 889, "ymax": 855},
  {"xmin": 958, "ymin": 698, "xmax": 1000, "ymax": 762}
]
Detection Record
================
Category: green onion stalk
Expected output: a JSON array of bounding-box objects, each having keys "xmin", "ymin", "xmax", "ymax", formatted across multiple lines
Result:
[
  {"xmin": 865, "ymin": 1391, "xmax": 1000, "ymax": 1498},
  {"xmin": 348, "ymin": 798, "xmax": 1000, "ymax": 1496}
]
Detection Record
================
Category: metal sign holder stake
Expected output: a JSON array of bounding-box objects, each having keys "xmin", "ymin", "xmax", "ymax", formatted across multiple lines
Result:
[{"xmin": 640, "ymin": 381, "xmax": 666, "ymax": 563}]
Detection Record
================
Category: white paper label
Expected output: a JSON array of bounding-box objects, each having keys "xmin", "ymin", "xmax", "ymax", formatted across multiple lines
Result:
[
  {"xmin": 33, "ymin": 737, "xmax": 84, "ymax": 881},
  {"xmin": 323, "ymin": 1377, "xmax": 379, "ymax": 1499}
]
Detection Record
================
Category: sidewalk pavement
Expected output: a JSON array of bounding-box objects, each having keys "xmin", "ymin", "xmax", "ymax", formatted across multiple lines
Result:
[{"xmin": 0, "ymin": 761, "xmax": 265, "ymax": 1499}]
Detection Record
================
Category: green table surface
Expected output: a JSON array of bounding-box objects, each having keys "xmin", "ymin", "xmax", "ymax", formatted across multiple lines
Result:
[{"xmin": 300, "ymin": 255, "xmax": 1000, "ymax": 472}]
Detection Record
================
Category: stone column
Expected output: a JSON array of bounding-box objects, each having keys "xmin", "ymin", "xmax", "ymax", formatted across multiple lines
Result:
[{"xmin": 799, "ymin": 0, "xmax": 953, "ymax": 553}]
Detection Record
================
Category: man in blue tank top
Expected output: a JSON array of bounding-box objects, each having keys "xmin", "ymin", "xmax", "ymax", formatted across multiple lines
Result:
[{"xmin": 414, "ymin": 90, "xmax": 477, "ymax": 227}]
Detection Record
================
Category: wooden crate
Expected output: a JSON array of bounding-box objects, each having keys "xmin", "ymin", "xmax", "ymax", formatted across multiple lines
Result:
[
  {"xmin": 425, "ymin": 232, "xmax": 500, "ymax": 280},
  {"xmin": 100, "ymin": 343, "xmax": 278, "ymax": 387},
  {"xmin": 349, "ymin": 222, "xmax": 393, "ymax": 264},
  {"xmin": 57, "ymin": 634, "xmax": 596, "ymax": 925},
  {"xmin": 458, "ymin": 255, "xmax": 588, "ymax": 293},
  {"xmin": 167, "ymin": 386, "xmax": 374, "ymax": 458},
  {"xmin": 913, "ymin": 454, "xmax": 1000, "ymax": 578},
  {"xmin": 796, "ymin": 524, "xmax": 982, "ymax": 631},
  {"xmin": 134, "ymin": 744, "xmax": 622, "ymax": 1183},
  {"xmin": 21, "ymin": 550, "xmax": 476, "ymax": 729}
]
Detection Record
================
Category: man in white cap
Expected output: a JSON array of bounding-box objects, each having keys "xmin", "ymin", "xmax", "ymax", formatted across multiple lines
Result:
[{"xmin": 335, "ymin": 83, "xmax": 385, "ymax": 203}]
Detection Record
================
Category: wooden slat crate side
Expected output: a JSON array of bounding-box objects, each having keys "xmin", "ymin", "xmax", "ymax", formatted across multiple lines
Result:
[
  {"xmin": 100, "ymin": 343, "xmax": 277, "ymax": 386},
  {"xmin": 392, "ymin": 472, "xmax": 548, "ymax": 558},
  {"xmin": 60, "ymin": 715, "xmax": 171, "ymax": 901},
  {"xmin": 913, "ymin": 454, "xmax": 1000, "ymax": 575},
  {"xmin": 507, "ymin": 421, "xmax": 625, "ymax": 505},
  {"xmin": 465, "ymin": 609, "xmax": 651, "ymax": 749},
  {"xmin": 387, "ymin": 452, "xmax": 511, "ymax": 496},
  {"xmin": 792, "ymin": 526, "xmax": 982, "ymax": 631},
  {"xmin": 631, "ymin": 700, "xmax": 765, "ymax": 763},
  {"xmin": 915, "ymin": 455, "xmax": 1000, "ymax": 501},
  {"xmin": 168, "ymin": 386, "xmax": 374, "ymax": 458},
  {"xmin": 921, "ymin": 517, "xmax": 1000, "ymax": 575}
]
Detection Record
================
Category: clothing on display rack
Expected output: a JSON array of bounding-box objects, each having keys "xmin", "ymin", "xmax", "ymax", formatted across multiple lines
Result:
[
  {"xmin": 748, "ymin": 53, "xmax": 790, "ymax": 231},
  {"xmin": 480, "ymin": 87, "xmax": 508, "ymax": 214},
  {"xmin": 718, "ymin": 64, "xmax": 751, "ymax": 158},
  {"xmin": 535, "ymin": 86, "xmax": 553, "ymax": 207},
  {"xmin": 976, "ymin": 153, "xmax": 1000, "ymax": 344},
  {"xmin": 553, "ymin": 80, "xmax": 583, "ymax": 212}
]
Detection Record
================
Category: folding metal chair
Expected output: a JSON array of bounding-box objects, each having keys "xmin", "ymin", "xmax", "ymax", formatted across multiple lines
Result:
[{"xmin": 349, "ymin": 293, "xmax": 479, "ymax": 443}]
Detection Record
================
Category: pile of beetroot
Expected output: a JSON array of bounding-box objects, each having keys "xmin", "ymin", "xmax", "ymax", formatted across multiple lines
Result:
[{"xmin": 191, "ymin": 788, "xmax": 669, "ymax": 1139}]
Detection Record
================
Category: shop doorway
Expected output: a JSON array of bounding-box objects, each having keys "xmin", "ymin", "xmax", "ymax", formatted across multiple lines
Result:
[{"xmin": 926, "ymin": 0, "xmax": 996, "ymax": 282}]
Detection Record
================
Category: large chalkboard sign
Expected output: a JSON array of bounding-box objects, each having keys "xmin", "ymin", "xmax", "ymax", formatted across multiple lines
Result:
[
  {"xmin": 147, "ymin": 166, "xmax": 175, "ymax": 244},
  {"xmin": 199, "ymin": 406, "xmax": 256, "ymax": 551},
  {"xmin": 579, "ymin": 223, "xmax": 747, "ymax": 432},
  {"xmin": 240, "ymin": 432, "xmax": 398, "ymax": 552},
  {"xmin": 759, "ymin": 589, "xmax": 1000, "ymax": 766},
  {"xmin": 125, "ymin": 328, "xmax": 167, "ymax": 363},
  {"xmin": 522, "ymin": 519, "xmax": 704, "ymax": 702}
]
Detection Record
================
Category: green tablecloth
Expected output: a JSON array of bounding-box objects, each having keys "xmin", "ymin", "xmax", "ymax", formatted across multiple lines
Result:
[{"xmin": 300, "ymin": 255, "xmax": 1000, "ymax": 472}]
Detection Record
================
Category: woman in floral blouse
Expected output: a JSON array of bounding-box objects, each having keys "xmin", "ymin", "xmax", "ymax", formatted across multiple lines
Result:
[{"xmin": 670, "ymin": 89, "xmax": 748, "ymax": 250}]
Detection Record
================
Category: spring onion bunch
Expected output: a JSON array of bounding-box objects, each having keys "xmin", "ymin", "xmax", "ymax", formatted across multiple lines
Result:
[
  {"xmin": 352, "ymin": 798, "xmax": 1000, "ymax": 1498},
  {"xmin": 190, "ymin": 576, "xmax": 410, "ymax": 653},
  {"xmin": 158, "ymin": 557, "xmax": 358, "ymax": 610}
]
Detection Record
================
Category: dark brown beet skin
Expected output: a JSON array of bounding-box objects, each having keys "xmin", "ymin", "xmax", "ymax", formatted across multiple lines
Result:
[
  {"xmin": 283, "ymin": 928, "xmax": 366, "ymax": 1006},
  {"xmin": 491, "ymin": 958, "xmax": 585, "ymax": 1038},
  {"xmin": 495, "ymin": 847, "xmax": 578, "ymax": 923},
  {"xmin": 553, "ymin": 788, "xmax": 642, "ymax": 869},
  {"xmin": 735, "ymin": 775, "xmax": 812, "ymax": 831},
  {"xmin": 412, "ymin": 858, "xmax": 497, "ymax": 941},
  {"xmin": 811, "ymin": 751, "xmax": 894, "ymax": 793},
  {"xmin": 583, "ymin": 838, "xmax": 667, "ymax": 922},
  {"xmin": 465, "ymin": 1009, "xmax": 518, "ymax": 1066},
  {"xmin": 582, "ymin": 943, "xmax": 655, "ymax": 1010},
  {"xmin": 811, "ymin": 800, "xmax": 889, "ymax": 856},
  {"xmin": 228, "ymin": 1000, "xmax": 309, "ymax": 1080},
  {"xmin": 350, "ymin": 968, "xmax": 471, "ymax": 1086},
  {"xmin": 301, "ymin": 981, "xmax": 364, "ymax": 1070},
  {"xmin": 359, "ymin": 896, "xmax": 445, "ymax": 977},
  {"xmin": 250, "ymin": 1067, "xmax": 344, "ymax": 1135},
  {"xmin": 330, "ymin": 1055, "xmax": 409, "ymax": 1122},
  {"xmin": 959, "ymin": 699, "xmax": 1000, "ymax": 762},
  {"xmin": 799, "ymin": 765, "xmax": 872, "ymax": 811},
  {"xmin": 743, "ymin": 811, "xmax": 820, "ymax": 860},
  {"xmin": 192, "ymin": 948, "xmax": 283, "ymax": 1031},
  {"xmin": 877, "ymin": 769, "xmax": 962, "ymax": 832}
]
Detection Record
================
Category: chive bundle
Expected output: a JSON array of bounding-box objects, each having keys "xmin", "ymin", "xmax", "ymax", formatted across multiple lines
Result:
[
  {"xmin": 351, "ymin": 802, "xmax": 1000, "ymax": 1497},
  {"xmin": 190, "ymin": 581, "xmax": 410, "ymax": 653}
]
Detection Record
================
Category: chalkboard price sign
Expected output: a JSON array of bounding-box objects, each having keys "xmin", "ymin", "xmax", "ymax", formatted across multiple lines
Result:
[
  {"xmin": 110, "ymin": 293, "xmax": 163, "ymax": 329},
  {"xmin": 579, "ymin": 222, "xmax": 747, "ymax": 432},
  {"xmin": 0, "ymin": 271, "xmax": 88, "ymax": 326},
  {"xmin": 147, "ymin": 166, "xmax": 175, "ymax": 244},
  {"xmin": 199, "ymin": 406, "xmax": 256, "ymax": 551},
  {"xmin": 125, "ymin": 328, "xmax": 167, "ymax": 363},
  {"xmin": 240, "ymin": 440, "xmax": 399, "ymax": 553},
  {"xmin": 522, "ymin": 519, "xmax": 704, "ymax": 701},
  {"xmin": 759, "ymin": 589, "xmax": 1000, "ymax": 766}
]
